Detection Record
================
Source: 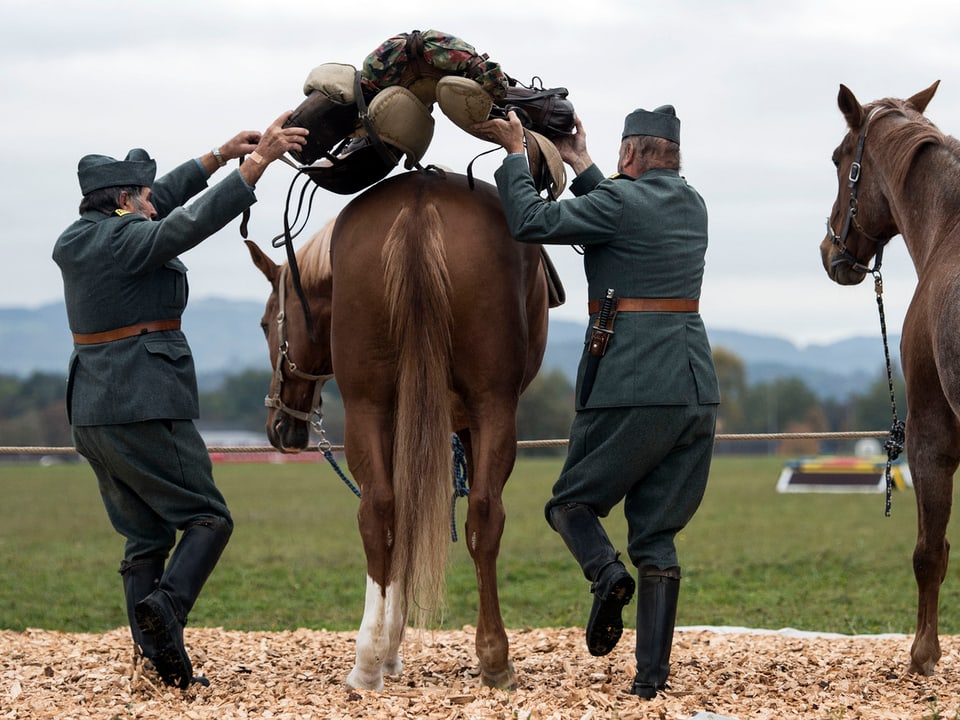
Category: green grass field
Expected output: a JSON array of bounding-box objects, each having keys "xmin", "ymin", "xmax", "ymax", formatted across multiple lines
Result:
[{"xmin": 1, "ymin": 454, "xmax": 956, "ymax": 637}]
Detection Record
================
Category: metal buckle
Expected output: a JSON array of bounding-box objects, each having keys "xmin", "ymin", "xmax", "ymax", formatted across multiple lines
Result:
[{"xmin": 848, "ymin": 161, "xmax": 861, "ymax": 184}]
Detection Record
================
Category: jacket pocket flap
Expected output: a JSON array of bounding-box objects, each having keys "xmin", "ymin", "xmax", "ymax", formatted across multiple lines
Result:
[{"xmin": 144, "ymin": 339, "xmax": 191, "ymax": 361}]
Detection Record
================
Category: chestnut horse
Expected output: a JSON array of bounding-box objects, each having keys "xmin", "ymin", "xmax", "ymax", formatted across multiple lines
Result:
[
  {"xmin": 247, "ymin": 169, "xmax": 550, "ymax": 690},
  {"xmin": 821, "ymin": 80, "xmax": 958, "ymax": 675},
  {"xmin": 246, "ymin": 220, "xmax": 336, "ymax": 452}
]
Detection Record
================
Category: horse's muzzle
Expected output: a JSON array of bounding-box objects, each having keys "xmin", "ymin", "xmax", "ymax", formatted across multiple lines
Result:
[
  {"xmin": 821, "ymin": 236, "xmax": 867, "ymax": 286},
  {"xmin": 267, "ymin": 411, "xmax": 310, "ymax": 453}
]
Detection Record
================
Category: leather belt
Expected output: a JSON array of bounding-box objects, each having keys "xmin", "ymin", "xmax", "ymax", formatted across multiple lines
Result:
[
  {"xmin": 588, "ymin": 298, "xmax": 699, "ymax": 314},
  {"xmin": 72, "ymin": 319, "xmax": 181, "ymax": 345}
]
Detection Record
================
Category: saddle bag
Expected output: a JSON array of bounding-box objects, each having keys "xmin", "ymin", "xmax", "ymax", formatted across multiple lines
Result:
[{"xmin": 491, "ymin": 83, "xmax": 576, "ymax": 138}]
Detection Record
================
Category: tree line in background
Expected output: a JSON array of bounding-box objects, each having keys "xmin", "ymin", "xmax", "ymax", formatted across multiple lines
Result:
[{"xmin": 0, "ymin": 347, "xmax": 905, "ymax": 457}]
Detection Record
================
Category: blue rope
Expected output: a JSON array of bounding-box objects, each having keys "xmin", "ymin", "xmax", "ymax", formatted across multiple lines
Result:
[
  {"xmin": 322, "ymin": 447, "xmax": 361, "ymax": 498},
  {"xmin": 450, "ymin": 433, "xmax": 470, "ymax": 542},
  {"xmin": 320, "ymin": 433, "xmax": 469, "ymax": 543}
]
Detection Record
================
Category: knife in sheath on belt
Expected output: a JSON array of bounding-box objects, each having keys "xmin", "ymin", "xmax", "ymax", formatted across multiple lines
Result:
[{"xmin": 579, "ymin": 288, "xmax": 616, "ymax": 406}]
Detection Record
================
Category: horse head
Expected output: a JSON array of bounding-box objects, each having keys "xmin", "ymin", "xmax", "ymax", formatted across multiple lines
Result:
[
  {"xmin": 821, "ymin": 81, "xmax": 940, "ymax": 285},
  {"xmin": 245, "ymin": 224, "xmax": 335, "ymax": 452}
]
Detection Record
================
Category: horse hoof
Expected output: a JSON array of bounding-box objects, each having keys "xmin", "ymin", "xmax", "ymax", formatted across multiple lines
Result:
[
  {"xmin": 908, "ymin": 659, "xmax": 937, "ymax": 676},
  {"xmin": 383, "ymin": 655, "xmax": 403, "ymax": 676},
  {"xmin": 345, "ymin": 667, "xmax": 384, "ymax": 691},
  {"xmin": 480, "ymin": 661, "xmax": 517, "ymax": 690}
]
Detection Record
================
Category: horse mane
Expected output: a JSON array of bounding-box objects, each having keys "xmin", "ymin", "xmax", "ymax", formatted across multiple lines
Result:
[
  {"xmin": 293, "ymin": 219, "xmax": 335, "ymax": 290},
  {"xmin": 868, "ymin": 99, "xmax": 957, "ymax": 192}
]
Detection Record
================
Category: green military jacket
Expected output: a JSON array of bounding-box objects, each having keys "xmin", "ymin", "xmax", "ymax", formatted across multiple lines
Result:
[
  {"xmin": 53, "ymin": 161, "xmax": 256, "ymax": 425},
  {"xmin": 494, "ymin": 154, "xmax": 720, "ymax": 410}
]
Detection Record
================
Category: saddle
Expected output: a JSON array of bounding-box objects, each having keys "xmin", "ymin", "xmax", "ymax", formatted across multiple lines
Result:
[{"xmin": 283, "ymin": 30, "xmax": 575, "ymax": 196}]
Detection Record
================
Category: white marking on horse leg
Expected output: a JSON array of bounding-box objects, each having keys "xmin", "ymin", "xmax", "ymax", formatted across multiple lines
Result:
[
  {"xmin": 345, "ymin": 576, "xmax": 405, "ymax": 690},
  {"xmin": 382, "ymin": 582, "xmax": 405, "ymax": 675}
]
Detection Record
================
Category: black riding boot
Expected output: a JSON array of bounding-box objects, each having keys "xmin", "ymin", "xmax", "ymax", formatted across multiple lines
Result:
[
  {"xmin": 630, "ymin": 568, "xmax": 681, "ymax": 699},
  {"xmin": 135, "ymin": 517, "xmax": 232, "ymax": 688},
  {"xmin": 548, "ymin": 503, "xmax": 635, "ymax": 656},
  {"xmin": 119, "ymin": 555, "xmax": 165, "ymax": 660}
]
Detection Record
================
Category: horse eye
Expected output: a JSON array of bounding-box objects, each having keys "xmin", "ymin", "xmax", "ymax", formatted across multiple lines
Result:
[{"xmin": 260, "ymin": 322, "xmax": 268, "ymax": 338}]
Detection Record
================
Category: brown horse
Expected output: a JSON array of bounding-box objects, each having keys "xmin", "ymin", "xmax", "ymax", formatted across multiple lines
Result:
[
  {"xmin": 821, "ymin": 80, "xmax": 959, "ymax": 675},
  {"xmin": 246, "ymin": 220, "xmax": 336, "ymax": 453},
  {"xmin": 248, "ymin": 169, "xmax": 550, "ymax": 690}
]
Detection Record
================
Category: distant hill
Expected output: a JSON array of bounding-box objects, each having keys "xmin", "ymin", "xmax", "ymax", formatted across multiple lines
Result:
[
  {"xmin": 0, "ymin": 299, "xmax": 900, "ymax": 399},
  {"xmin": 0, "ymin": 299, "xmax": 270, "ymax": 391}
]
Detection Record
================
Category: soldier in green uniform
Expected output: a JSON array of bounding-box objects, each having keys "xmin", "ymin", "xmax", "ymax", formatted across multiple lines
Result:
[
  {"xmin": 52, "ymin": 113, "xmax": 307, "ymax": 689},
  {"xmin": 475, "ymin": 106, "xmax": 719, "ymax": 698}
]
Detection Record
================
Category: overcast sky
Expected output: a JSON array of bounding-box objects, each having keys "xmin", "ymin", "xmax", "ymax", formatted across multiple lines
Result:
[{"xmin": 2, "ymin": 0, "xmax": 956, "ymax": 346}]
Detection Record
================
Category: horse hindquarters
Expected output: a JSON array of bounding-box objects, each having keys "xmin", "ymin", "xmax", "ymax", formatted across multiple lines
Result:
[
  {"xmin": 335, "ymin": 198, "xmax": 454, "ymax": 690},
  {"xmin": 333, "ymin": 171, "xmax": 545, "ymax": 691},
  {"xmin": 903, "ymin": 298, "xmax": 960, "ymax": 675}
]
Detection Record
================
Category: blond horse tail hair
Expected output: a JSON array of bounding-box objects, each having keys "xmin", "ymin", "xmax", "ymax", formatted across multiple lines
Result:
[{"xmin": 381, "ymin": 201, "xmax": 454, "ymax": 627}]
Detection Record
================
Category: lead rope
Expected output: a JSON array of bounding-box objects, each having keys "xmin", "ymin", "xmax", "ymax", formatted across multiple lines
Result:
[
  {"xmin": 319, "ymin": 427, "xmax": 470, "ymax": 543},
  {"xmin": 450, "ymin": 434, "xmax": 470, "ymax": 542},
  {"xmin": 315, "ymin": 420, "xmax": 361, "ymax": 498},
  {"xmin": 873, "ymin": 270, "xmax": 906, "ymax": 517}
]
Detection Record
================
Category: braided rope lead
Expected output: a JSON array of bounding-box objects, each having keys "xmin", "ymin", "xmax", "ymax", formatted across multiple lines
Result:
[
  {"xmin": 322, "ymin": 447, "xmax": 361, "ymax": 498},
  {"xmin": 317, "ymin": 427, "xmax": 361, "ymax": 498},
  {"xmin": 319, "ymin": 430, "xmax": 469, "ymax": 542},
  {"xmin": 874, "ymin": 271, "xmax": 906, "ymax": 517},
  {"xmin": 450, "ymin": 434, "xmax": 470, "ymax": 542}
]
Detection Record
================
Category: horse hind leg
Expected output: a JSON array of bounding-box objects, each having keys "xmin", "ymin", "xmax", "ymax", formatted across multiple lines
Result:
[
  {"xmin": 908, "ymin": 469, "xmax": 954, "ymax": 675},
  {"xmin": 906, "ymin": 427, "xmax": 957, "ymax": 675},
  {"xmin": 910, "ymin": 510, "xmax": 951, "ymax": 674},
  {"xmin": 346, "ymin": 577, "xmax": 406, "ymax": 690},
  {"xmin": 461, "ymin": 424, "xmax": 518, "ymax": 690},
  {"xmin": 344, "ymin": 429, "xmax": 406, "ymax": 690}
]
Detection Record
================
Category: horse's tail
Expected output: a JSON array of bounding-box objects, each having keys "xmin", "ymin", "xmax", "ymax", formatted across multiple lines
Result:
[{"xmin": 382, "ymin": 200, "xmax": 454, "ymax": 627}]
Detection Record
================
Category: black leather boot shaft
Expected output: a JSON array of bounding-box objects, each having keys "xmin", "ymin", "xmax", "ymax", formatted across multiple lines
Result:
[
  {"xmin": 548, "ymin": 503, "xmax": 619, "ymax": 581},
  {"xmin": 157, "ymin": 517, "xmax": 232, "ymax": 622},
  {"xmin": 134, "ymin": 517, "xmax": 232, "ymax": 688},
  {"xmin": 631, "ymin": 571, "xmax": 680, "ymax": 699},
  {"xmin": 119, "ymin": 556, "xmax": 165, "ymax": 658},
  {"xmin": 549, "ymin": 503, "xmax": 635, "ymax": 655}
]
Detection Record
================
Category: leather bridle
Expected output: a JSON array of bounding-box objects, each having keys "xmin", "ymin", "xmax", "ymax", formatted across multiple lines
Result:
[
  {"xmin": 826, "ymin": 104, "xmax": 908, "ymax": 515},
  {"xmin": 263, "ymin": 265, "xmax": 332, "ymax": 432},
  {"xmin": 826, "ymin": 106, "xmax": 892, "ymax": 275}
]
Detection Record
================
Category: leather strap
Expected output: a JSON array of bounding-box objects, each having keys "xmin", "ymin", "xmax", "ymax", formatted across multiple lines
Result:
[
  {"xmin": 587, "ymin": 298, "xmax": 699, "ymax": 314},
  {"xmin": 72, "ymin": 319, "xmax": 181, "ymax": 345}
]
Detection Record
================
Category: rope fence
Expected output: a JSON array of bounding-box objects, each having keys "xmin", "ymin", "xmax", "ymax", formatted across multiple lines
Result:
[{"xmin": 0, "ymin": 430, "xmax": 891, "ymax": 457}]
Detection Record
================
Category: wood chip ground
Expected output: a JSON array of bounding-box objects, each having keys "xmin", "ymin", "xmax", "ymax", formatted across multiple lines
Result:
[{"xmin": 2, "ymin": 626, "xmax": 959, "ymax": 719}]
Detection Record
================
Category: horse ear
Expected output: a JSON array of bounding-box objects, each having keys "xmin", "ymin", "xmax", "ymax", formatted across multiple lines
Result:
[
  {"xmin": 837, "ymin": 84, "xmax": 863, "ymax": 130},
  {"xmin": 906, "ymin": 80, "xmax": 940, "ymax": 114},
  {"xmin": 245, "ymin": 239, "xmax": 280, "ymax": 284}
]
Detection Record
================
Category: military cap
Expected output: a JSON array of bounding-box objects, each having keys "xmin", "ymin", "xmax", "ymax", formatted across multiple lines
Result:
[
  {"xmin": 77, "ymin": 148, "xmax": 157, "ymax": 195},
  {"xmin": 622, "ymin": 105, "xmax": 681, "ymax": 144}
]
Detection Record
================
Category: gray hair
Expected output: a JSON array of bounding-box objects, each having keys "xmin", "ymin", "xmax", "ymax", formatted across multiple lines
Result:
[
  {"xmin": 78, "ymin": 185, "xmax": 143, "ymax": 215},
  {"xmin": 625, "ymin": 135, "xmax": 681, "ymax": 171}
]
